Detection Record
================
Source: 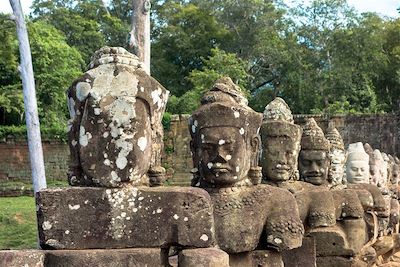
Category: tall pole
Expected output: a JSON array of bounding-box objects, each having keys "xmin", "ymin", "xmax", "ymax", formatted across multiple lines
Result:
[
  {"xmin": 9, "ymin": 0, "xmax": 47, "ymax": 194},
  {"xmin": 129, "ymin": 0, "xmax": 151, "ymax": 74}
]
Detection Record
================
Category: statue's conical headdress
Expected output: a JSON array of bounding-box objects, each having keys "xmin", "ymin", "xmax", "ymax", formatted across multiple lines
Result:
[
  {"xmin": 301, "ymin": 118, "xmax": 330, "ymax": 150},
  {"xmin": 260, "ymin": 97, "xmax": 302, "ymax": 143},
  {"xmin": 325, "ymin": 123, "xmax": 344, "ymax": 151},
  {"xmin": 347, "ymin": 142, "xmax": 369, "ymax": 162}
]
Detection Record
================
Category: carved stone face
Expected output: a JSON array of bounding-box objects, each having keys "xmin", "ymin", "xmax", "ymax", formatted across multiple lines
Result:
[
  {"xmin": 346, "ymin": 160, "xmax": 369, "ymax": 184},
  {"xmin": 392, "ymin": 164, "xmax": 399, "ymax": 186},
  {"xmin": 261, "ymin": 136, "xmax": 299, "ymax": 182},
  {"xmin": 197, "ymin": 127, "xmax": 249, "ymax": 186},
  {"xmin": 299, "ymin": 150, "xmax": 329, "ymax": 185},
  {"xmin": 79, "ymin": 98, "xmax": 152, "ymax": 185},
  {"xmin": 329, "ymin": 148, "xmax": 345, "ymax": 185}
]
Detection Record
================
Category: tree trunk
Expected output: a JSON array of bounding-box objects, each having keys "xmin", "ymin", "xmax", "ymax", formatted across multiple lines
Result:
[
  {"xmin": 9, "ymin": 0, "xmax": 47, "ymax": 194},
  {"xmin": 129, "ymin": 0, "xmax": 151, "ymax": 74}
]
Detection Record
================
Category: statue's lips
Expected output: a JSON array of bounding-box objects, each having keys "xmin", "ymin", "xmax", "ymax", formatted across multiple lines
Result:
[
  {"xmin": 211, "ymin": 166, "xmax": 231, "ymax": 173},
  {"xmin": 274, "ymin": 165, "xmax": 290, "ymax": 173}
]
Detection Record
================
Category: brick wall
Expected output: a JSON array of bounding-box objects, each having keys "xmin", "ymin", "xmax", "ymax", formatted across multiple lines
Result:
[{"xmin": 0, "ymin": 139, "xmax": 69, "ymax": 183}]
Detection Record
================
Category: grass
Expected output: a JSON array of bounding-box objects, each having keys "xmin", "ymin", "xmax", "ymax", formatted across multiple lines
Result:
[{"xmin": 0, "ymin": 196, "xmax": 37, "ymax": 249}]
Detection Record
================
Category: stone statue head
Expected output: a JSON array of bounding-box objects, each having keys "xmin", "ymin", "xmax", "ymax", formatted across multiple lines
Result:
[
  {"xmin": 392, "ymin": 156, "xmax": 400, "ymax": 186},
  {"xmin": 299, "ymin": 118, "xmax": 330, "ymax": 185},
  {"xmin": 189, "ymin": 77, "xmax": 263, "ymax": 188},
  {"xmin": 260, "ymin": 98, "xmax": 302, "ymax": 183},
  {"xmin": 345, "ymin": 142, "xmax": 370, "ymax": 184},
  {"xmin": 67, "ymin": 47, "xmax": 169, "ymax": 187},
  {"xmin": 325, "ymin": 123, "xmax": 346, "ymax": 187},
  {"xmin": 369, "ymin": 149, "xmax": 385, "ymax": 186}
]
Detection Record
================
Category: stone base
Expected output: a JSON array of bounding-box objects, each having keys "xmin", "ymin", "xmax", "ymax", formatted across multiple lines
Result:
[
  {"xmin": 37, "ymin": 186, "xmax": 214, "ymax": 249},
  {"xmin": 0, "ymin": 250, "xmax": 45, "ymax": 267},
  {"xmin": 178, "ymin": 248, "xmax": 229, "ymax": 267},
  {"xmin": 282, "ymin": 237, "xmax": 316, "ymax": 267},
  {"xmin": 229, "ymin": 250, "xmax": 283, "ymax": 267},
  {"xmin": 0, "ymin": 248, "xmax": 231, "ymax": 267},
  {"xmin": 45, "ymin": 248, "xmax": 162, "ymax": 267},
  {"xmin": 316, "ymin": 256, "xmax": 368, "ymax": 267}
]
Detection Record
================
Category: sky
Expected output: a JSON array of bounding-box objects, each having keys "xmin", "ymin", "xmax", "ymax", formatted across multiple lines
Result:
[{"xmin": 0, "ymin": 0, "xmax": 399, "ymax": 18}]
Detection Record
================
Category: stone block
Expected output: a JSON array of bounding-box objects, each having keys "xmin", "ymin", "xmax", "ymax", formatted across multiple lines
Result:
[
  {"xmin": 282, "ymin": 237, "xmax": 316, "ymax": 267},
  {"xmin": 316, "ymin": 256, "xmax": 367, "ymax": 267},
  {"xmin": 178, "ymin": 248, "xmax": 229, "ymax": 267},
  {"xmin": 45, "ymin": 248, "xmax": 163, "ymax": 267},
  {"xmin": 37, "ymin": 186, "xmax": 214, "ymax": 249},
  {"xmin": 229, "ymin": 250, "xmax": 283, "ymax": 267},
  {"xmin": 0, "ymin": 250, "xmax": 45, "ymax": 267}
]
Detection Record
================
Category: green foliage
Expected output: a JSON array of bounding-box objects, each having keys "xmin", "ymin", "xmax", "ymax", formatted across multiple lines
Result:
[
  {"xmin": 151, "ymin": 1, "xmax": 231, "ymax": 96},
  {"xmin": 0, "ymin": 197, "xmax": 36, "ymax": 249},
  {"xmin": 0, "ymin": 125, "xmax": 67, "ymax": 142},
  {"xmin": 162, "ymin": 112, "xmax": 172, "ymax": 131},
  {"xmin": 28, "ymin": 21, "xmax": 84, "ymax": 127}
]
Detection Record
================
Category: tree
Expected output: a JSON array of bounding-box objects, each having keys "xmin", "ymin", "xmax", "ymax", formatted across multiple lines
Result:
[
  {"xmin": 168, "ymin": 48, "xmax": 249, "ymax": 114},
  {"xmin": 151, "ymin": 1, "xmax": 230, "ymax": 97}
]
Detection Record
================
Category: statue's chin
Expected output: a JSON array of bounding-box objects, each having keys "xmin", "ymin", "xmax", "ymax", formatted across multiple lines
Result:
[{"xmin": 304, "ymin": 176, "xmax": 324, "ymax": 185}]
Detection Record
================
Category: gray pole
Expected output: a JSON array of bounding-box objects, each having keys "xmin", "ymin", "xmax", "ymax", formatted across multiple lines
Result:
[
  {"xmin": 129, "ymin": 0, "xmax": 151, "ymax": 74},
  {"xmin": 9, "ymin": 0, "xmax": 47, "ymax": 194}
]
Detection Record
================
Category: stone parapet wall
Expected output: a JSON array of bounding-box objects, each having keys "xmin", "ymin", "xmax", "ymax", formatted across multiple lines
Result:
[
  {"xmin": 0, "ymin": 113, "xmax": 398, "ymax": 185},
  {"xmin": 294, "ymin": 113, "xmax": 399, "ymax": 156},
  {"xmin": 0, "ymin": 139, "xmax": 69, "ymax": 183}
]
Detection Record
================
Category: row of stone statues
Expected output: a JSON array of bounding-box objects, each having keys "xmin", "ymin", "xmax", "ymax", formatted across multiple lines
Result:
[{"xmin": 27, "ymin": 47, "xmax": 400, "ymax": 267}]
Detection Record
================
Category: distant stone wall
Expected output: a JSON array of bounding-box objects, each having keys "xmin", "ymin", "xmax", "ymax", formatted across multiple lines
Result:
[
  {"xmin": 0, "ymin": 139, "xmax": 69, "ymax": 183},
  {"xmin": 0, "ymin": 113, "xmax": 398, "ymax": 186},
  {"xmin": 294, "ymin": 113, "xmax": 399, "ymax": 156}
]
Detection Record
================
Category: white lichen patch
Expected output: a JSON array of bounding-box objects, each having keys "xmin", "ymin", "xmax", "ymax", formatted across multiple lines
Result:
[
  {"xmin": 68, "ymin": 204, "xmax": 80, "ymax": 210},
  {"xmin": 133, "ymin": 208, "xmax": 138, "ymax": 212},
  {"xmin": 79, "ymin": 126, "xmax": 92, "ymax": 147},
  {"xmin": 218, "ymin": 139, "xmax": 225, "ymax": 145},
  {"xmin": 42, "ymin": 221, "xmax": 52, "ymax": 230},
  {"xmin": 226, "ymin": 155, "xmax": 232, "ymax": 160},
  {"xmin": 94, "ymin": 108, "xmax": 101, "ymax": 115},
  {"xmin": 111, "ymin": 171, "xmax": 121, "ymax": 182},
  {"xmin": 200, "ymin": 234, "xmax": 209, "ymax": 241},
  {"xmin": 239, "ymin": 128, "xmax": 245, "ymax": 135},
  {"xmin": 65, "ymin": 230, "xmax": 70, "ymax": 235},
  {"xmin": 234, "ymin": 111, "xmax": 240, "ymax": 118},
  {"xmin": 116, "ymin": 156, "xmax": 128, "ymax": 170},
  {"xmin": 191, "ymin": 125, "xmax": 196, "ymax": 134},
  {"xmin": 71, "ymin": 140, "xmax": 78, "ymax": 147},
  {"xmin": 138, "ymin": 196, "xmax": 144, "ymax": 201},
  {"xmin": 151, "ymin": 87, "xmax": 164, "ymax": 109},
  {"xmin": 121, "ymin": 212, "xmax": 127, "ymax": 218},
  {"xmin": 137, "ymin": 136, "xmax": 148, "ymax": 152},
  {"xmin": 207, "ymin": 162, "xmax": 213, "ymax": 169},
  {"xmin": 156, "ymin": 208, "xmax": 163, "ymax": 213},
  {"xmin": 103, "ymin": 132, "xmax": 109, "ymax": 138},
  {"xmin": 173, "ymin": 214, "xmax": 179, "ymax": 220},
  {"xmin": 104, "ymin": 159, "xmax": 111, "ymax": 166},
  {"xmin": 184, "ymin": 217, "xmax": 188, "ymax": 222},
  {"xmin": 274, "ymin": 238, "xmax": 282, "ymax": 244},
  {"xmin": 236, "ymin": 166, "xmax": 240, "ymax": 172},
  {"xmin": 76, "ymin": 82, "xmax": 91, "ymax": 101}
]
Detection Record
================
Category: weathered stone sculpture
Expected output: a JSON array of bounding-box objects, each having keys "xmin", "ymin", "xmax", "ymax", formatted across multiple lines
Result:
[
  {"xmin": 67, "ymin": 47, "xmax": 169, "ymax": 187},
  {"xmin": 299, "ymin": 118, "xmax": 330, "ymax": 186},
  {"xmin": 346, "ymin": 142, "xmax": 370, "ymax": 184},
  {"xmin": 261, "ymin": 100, "xmax": 373, "ymax": 266},
  {"xmin": 189, "ymin": 79, "xmax": 304, "ymax": 259},
  {"xmin": 260, "ymin": 97, "xmax": 301, "ymax": 186},
  {"xmin": 346, "ymin": 142, "xmax": 389, "ymax": 240},
  {"xmin": 34, "ymin": 48, "xmax": 228, "ymax": 267},
  {"xmin": 370, "ymin": 149, "xmax": 386, "ymax": 187},
  {"xmin": 325, "ymin": 123, "xmax": 346, "ymax": 189}
]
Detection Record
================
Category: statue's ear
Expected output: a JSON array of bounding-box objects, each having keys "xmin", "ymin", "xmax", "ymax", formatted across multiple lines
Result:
[{"xmin": 250, "ymin": 135, "xmax": 261, "ymax": 154}]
